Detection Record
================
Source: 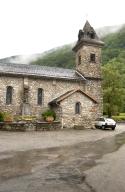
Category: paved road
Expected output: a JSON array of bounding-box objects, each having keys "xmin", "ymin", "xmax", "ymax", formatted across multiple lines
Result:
[{"xmin": 0, "ymin": 124, "xmax": 125, "ymax": 191}]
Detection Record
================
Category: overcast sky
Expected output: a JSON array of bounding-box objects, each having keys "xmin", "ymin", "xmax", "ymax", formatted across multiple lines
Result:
[{"xmin": 0, "ymin": 0, "xmax": 124, "ymax": 59}]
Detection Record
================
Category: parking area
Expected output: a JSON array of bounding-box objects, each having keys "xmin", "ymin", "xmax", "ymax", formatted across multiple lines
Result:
[{"xmin": 0, "ymin": 123, "xmax": 124, "ymax": 153}]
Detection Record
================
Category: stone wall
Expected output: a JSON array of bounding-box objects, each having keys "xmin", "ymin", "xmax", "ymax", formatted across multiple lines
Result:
[
  {"xmin": 0, "ymin": 121, "xmax": 61, "ymax": 131},
  {"xmin": 75, "ymin": 45, "xmax": 102, "ymax": 78},
  {"xmin": 60, "ymin": 91, "xmax": 98, "ymax": 129},
  {"xmin": 85, "ymin": 79, "xmax": 103, "ymax": 118},
  {"xmin": 0, "ymin": 76, "xmax": 23, "ymax": 114},
  {"xmin": 0, "ymin": 75, "xmax": 85, "ymax": 116},
  {"xmin": 0, "ymin": 73, "xmax": 102, "ymax": 128}
]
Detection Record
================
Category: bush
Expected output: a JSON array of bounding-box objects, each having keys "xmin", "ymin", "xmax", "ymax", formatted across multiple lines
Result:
[
  {"xmin": 3, "ymin": 112, "xmax": 13, "ymax": 122},
  {"xmin": 0, "ymin": 112, "xmax": 4, "ymax": 122},
  {"xmin": 42, "ymin": 109, "xmax": 56, "ymax": 120},
  {"xmin": 112, "ymin": 115, "xmax": 125, "ymax": 122},
  {"xmin": 14, "ymin": 115, "xmax": 36, "ymax": 122}
]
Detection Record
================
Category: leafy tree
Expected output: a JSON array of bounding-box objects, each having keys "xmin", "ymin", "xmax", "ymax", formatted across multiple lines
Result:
[{"xmin": 102, "ymin": 61, "xmax": 125, "ymax": 117}]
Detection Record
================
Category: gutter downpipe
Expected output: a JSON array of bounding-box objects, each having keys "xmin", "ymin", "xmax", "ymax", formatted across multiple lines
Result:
[
  {"xmin": 75, "ymin": 70, "xmax": 86, "ymax": 81},
  {"xmin": 56, "ymin": 101, "xmax": 63, "ymax": 129}
]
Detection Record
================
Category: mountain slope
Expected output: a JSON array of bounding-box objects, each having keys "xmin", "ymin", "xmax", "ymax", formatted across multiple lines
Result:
[
  {"xmin": 0, "ymin": 24, "xmax": 123, "ymax": 65},
  {"xmin": 30, "ymin": 25, "xmax": 125, "ymax": 67},
  {"xmin": 102, "ymin": 25, "xmax": 125, "ymax": 64},
  {"xmin": 31, "ymin": 45, "xmax": 75, "ymax": 69}
]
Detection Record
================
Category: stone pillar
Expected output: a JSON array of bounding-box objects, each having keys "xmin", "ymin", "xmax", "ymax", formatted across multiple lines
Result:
[{"xmin": 21, "ymin": 78, "xmax": 31, "ymax": 116}]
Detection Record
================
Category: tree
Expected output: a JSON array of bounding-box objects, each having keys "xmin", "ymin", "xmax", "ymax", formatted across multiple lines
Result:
[{"xmin": 102, "ymin": 61, "xmax": 125, "ymax": 117}]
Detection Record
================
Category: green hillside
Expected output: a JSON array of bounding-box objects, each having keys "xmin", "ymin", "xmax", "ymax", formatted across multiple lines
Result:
[
  {"xmin": 102, "ymin": 25, "xmax": 125, "ymax": 64},
  {"xmin": 31, "ymin": 25, "xmax": 125, "ymax": 67},
  {"xmin": 31, "ymin": 45, "xmax": 75, "ymax": 69}
]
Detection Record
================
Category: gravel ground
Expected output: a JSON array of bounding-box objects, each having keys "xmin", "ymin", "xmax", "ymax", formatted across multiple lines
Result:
[{"xmin": 0, "ymin": 123, "xmax": 124, "ymax": 153}]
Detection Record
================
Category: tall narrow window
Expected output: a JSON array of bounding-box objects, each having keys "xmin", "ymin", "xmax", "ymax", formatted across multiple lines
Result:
[
  {"xmin": 75, "ymin": 102, "xmax": 81, "ymax": 114},
  {"xmin": 90, "ymin": 53, "xmax": 96, "ymax": 62},
  {"xmin": 6, "ymin": 86, "xmax": 13, "ymax": 105},
  {"xmin": 78, "ymin": 55, "xmax": 81, "ymax": 65},
  {"xmin": 90, "ymin": 32, "xmax": 95, "ymax": 39},
  {"xmin": 37, "ymin": 88, "xmax": 43, "ymax": 105}
]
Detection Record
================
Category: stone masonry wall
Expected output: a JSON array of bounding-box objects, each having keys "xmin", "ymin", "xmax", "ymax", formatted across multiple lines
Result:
[
  {"xmin": 0, "ymin": 75, "xmax": 85, "ymax": 116},
  {"xmin": 60, "ymin": 91, "xmax": 98, "ymax": 129},
  {"xmin": 0, "ymin": 74, "xmax": 102, "ymax": 128},
  {"xmin": 0, "ymin": 76, "xmax": 24, "ymax": 115},
  {"xmin": 85, "ymin": 79, "xmax": 103, "ymax": 118},
  {"xmin": 76, "ymin": 45, "xmax": 102, "ymax": 78}
]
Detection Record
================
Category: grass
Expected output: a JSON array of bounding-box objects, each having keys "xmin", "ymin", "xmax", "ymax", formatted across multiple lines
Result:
[{"xmin": 112, "ymin": 114, "xmax": 125, "ymax": 122}]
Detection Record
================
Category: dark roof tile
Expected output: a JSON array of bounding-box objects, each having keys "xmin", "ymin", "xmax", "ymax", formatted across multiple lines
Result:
[{"xmin": 0, "ymin": 63, "xmax": 83, "ymax": 80}]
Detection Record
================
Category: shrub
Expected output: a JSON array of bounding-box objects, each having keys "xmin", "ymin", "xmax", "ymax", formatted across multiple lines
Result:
[
  {"xmin": 3, "ymin": 112, "xmax": 13, "ymax": 122},
  {"xmin": 0, "ymin": 112, "xmax": 4, "ymax": 122},
  {"xmin": 112, "ymin": 115, "xmax": 125, "ymax": 122},
  {"xmin": 42, "ymin": 109, "xmax": 56, "ymax": 120}
]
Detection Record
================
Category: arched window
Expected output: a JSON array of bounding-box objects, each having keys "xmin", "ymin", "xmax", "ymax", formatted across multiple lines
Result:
[
  {"xmin": 37, "ymin": 88, "xmax": 43, "ymax": 105},
  {"xmin": 6, "ymin": 86, "xmax": 13, "ymax": 105},
  {"xmin": 90, "ymin": 32, "xmax": 95, "ymax": 39},
  {"xmin": 75, "ymin": 102, "xmax": 81, "ymax": 114},
  {"xmin": 78, "ymin": 55, "xmax": 81, "ymax": 65},
  {"xmin": 90, "ymin": 53, "xmax": 96, "ymax": 62}
]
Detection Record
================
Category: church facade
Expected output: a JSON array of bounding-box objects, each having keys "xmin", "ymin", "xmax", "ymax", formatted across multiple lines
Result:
[{"xmin": 0, "ymin": 21, "xmax": 104, "ymax": 128}]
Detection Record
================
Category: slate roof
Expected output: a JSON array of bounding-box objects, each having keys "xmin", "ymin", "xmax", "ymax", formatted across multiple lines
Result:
[
  {"xmin": 49, "ymin": 89, "xmax": 97, "ymax": 105},
  {"xmin": 0, "ymin": 63, "xmax": 84, "ymax": 81}
]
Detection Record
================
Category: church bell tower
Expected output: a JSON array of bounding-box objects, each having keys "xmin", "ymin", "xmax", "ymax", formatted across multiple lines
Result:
[{"xmin": 73, "ymin": 21, "xmax": 104, "ymax": 78}]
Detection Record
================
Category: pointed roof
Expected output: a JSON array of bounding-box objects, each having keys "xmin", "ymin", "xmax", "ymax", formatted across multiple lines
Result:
[
  {"xmin": 83, "ymin": 20, "xmax": 95, "ymax": 32},
  {"xmin": 83, "ymin": 20, "xmax": 98, "ymax": 39},
  {"xmin": 49, "ymin": 89, "xmax": 97, "ymax": 105},
  {"xmin": 73, "ymin": 20, "xmax": 104, "ymax": 52}
]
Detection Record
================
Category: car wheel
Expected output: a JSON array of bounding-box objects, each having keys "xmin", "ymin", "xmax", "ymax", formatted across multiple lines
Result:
[
  {"xmin": 112, "ymin": 127, "xmax": 115, "ymax": 130},
  {"xmin": 102, "ymin": 125, "xmax": 105, "ymax": 129}
]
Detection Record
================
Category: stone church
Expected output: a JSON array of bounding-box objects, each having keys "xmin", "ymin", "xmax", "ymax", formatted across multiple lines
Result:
[{"xmin": 0, "ymin": 21, "xmax": 104, "ymax": 128}]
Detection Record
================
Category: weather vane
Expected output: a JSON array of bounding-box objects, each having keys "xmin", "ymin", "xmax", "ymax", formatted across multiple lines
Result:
[{"xmin": 85, "ymin": 13, "xmax": 88, "ymax": 20}]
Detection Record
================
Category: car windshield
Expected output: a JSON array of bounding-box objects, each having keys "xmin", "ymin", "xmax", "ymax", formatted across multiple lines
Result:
[
  {"xmin": 96, "ymin": 118, "xmax": 105, "ymax": 121},
  {"xmin": 106, "ymin": 118, "xmax": 114, "ymax": 122}
]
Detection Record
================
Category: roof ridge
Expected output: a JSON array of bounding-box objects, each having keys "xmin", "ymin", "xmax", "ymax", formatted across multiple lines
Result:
[
  {"xmin": 0, "ymin": 62, "xmax": 75, "ymax": 72},
  {"xmin": 49, "ymin": 89, "xmax": 97, "ymax": 104}
]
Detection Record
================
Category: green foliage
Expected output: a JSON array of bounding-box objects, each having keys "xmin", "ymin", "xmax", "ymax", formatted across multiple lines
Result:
[
  {"xmin": 102, "ymin": 61, "xmax": 125, "ymax": 117},
  {"xmin": 112, "ymin": 115, "xmax": 125, "ymax": 122},
  {"xmin": 0, "ymin": 112, "xmax": 4, "ymax": 122},
  {"xmin": 14, "ymin": 115, "xmax": 36, "ymax": 122},
  {"xmin": 3, "ymin": 112, "xmax": 13, "ymax": 122},
  {"xmin": 42, "ymin": 109, "xmax": 56, "ymax": 120},
  {"xmin": 31, "ymin": 45, "xmax": 75, "ymax": 69},
  {"xmin": 102, "ymin": 25, "xmax": 125, "ymax": 64}
]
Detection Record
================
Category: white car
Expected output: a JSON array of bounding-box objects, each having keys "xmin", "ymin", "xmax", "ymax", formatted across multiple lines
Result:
[{"xmin": 95, "ymin": 117, "xmax": 116, "ymax": 130}]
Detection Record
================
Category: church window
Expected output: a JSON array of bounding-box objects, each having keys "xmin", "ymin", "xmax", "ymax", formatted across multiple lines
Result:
[
  {"xmin": 90, "ymin": 53, "xmax": 96, "ymax": 62},
  {"xmin": 78, "ymin": 55, "xmax": 81, "ymax": 65},
  {"xmin": 90, "ymin": 32, "xmax": 95, "ymax": 39},
  {"xmin": 37, "ymin": 88, "xmax": 43, "ymax": 105},
  {"xmin": 6, "ymin": 86, "xmax": 13, "ymax": 105},
  {"xmin": 75, "ymin": 102, "xmax": 81, "ymax": 114}
]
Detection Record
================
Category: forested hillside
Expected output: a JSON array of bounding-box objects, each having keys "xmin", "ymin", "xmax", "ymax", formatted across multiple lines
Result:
[
  {"xmin": 31, "ymin": 45, "xmax": 75, "ymax": 69},
  {"xmin": 102, "ymin": 25, "xmax": 125, "ymax": 64},
  {"xmin": 31, "ymin": 25, "xmax": 125, "ymax": 67},
  {"xmin": 102, "ymin": 25, "xmax": 125, "ymax": 116},
  {"xmin": 31, "ymin": 25, "xmax": 125, "ymax": 116}
]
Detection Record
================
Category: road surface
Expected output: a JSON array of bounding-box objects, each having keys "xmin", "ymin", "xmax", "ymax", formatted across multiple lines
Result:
[{"xmin": 0, "ymin": 124, "xmax": 125, "ymax": 191}]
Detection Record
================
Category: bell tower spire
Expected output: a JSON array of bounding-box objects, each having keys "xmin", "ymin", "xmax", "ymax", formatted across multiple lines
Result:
[{"xmin": 73, "ymin": 21, "xmax": 104, "ymax": 78}]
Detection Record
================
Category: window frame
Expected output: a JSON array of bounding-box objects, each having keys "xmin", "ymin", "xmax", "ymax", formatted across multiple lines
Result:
[
  {"xmin": 37, "ymin": 88, "xmax": 43, "ymax": 105},
  {"xmin": 6, "ymin": 86, "xmax": 13, "ymax": 105},
  {"xmin": 90, "ymin": 53, "xmax": 96, "ymax": 63},
  {"xmin": 78, "ymin": 55, "xmax": 81, "ymax": 65},
  {"xmin": 75, "ymin": 102, "xmax": 81, "ymax": 114}
]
